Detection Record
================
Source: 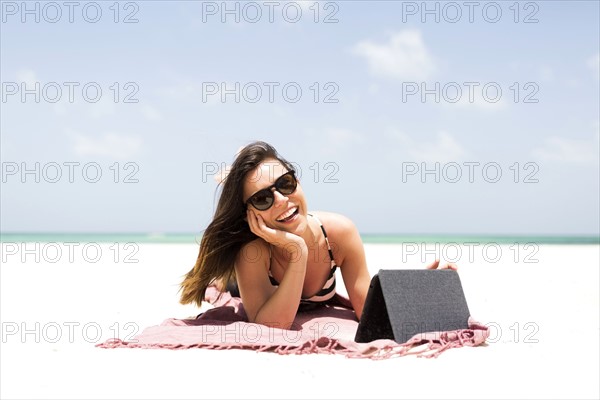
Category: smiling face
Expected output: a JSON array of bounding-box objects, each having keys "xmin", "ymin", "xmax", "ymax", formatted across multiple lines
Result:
[{"xmin": 243, "ymin": 158, "xmax": 308, "ymax": 234}]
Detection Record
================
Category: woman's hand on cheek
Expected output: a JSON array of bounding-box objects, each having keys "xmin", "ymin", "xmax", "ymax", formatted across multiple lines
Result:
[
  {"xmin": 247, "ymin": 208, "xmax": 272, "ymax": 238},
  {"xmin": 246, "ymin": 209, "xmax": 307, "ymax": 256}
]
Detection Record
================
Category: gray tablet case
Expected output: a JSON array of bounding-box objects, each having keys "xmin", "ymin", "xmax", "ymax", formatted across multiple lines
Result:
[{"xmin": 354, "ymin": 269, "xmax": 471, "ymax": 343}]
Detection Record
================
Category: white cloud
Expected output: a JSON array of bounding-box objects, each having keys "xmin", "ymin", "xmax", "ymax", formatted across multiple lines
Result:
[
  {"xmin": 442, "ymin": 86, "xmax": 508, "ymax": 111},
  {"xmin": 325, "ymin": 128, "xmax": 363, "ymax": 143},
  {"xmin": 304, "ymin": 127, "xmax": 364, "ymax": 157},
  {"xmin": 15, "ymin": 69, "xmax": 37, "ymax": 87},
  {"xmin": 565, "ymin": 77, "xmax": 581, "ymax": 88},
  {"xmin": 587, "ymin": 53, "xmax": 599, "ymax": 80},
  {"xmin": 158, "ymin": 80, "xmax": 222, "ymax": 105},
  {"xmin": 53, "ymin": 102, "xmax": 68, "ymax": 116},
  {"xmin": 352, "ymin": 30, "xmax": 435, "ymax": 80},
  {"xmin": 387, "ymin": 130, "xmax": 466, "ymax": 163},
  {"xmin": 540, "ymin": 66, "xmax": 554, "ymax": 82},
  {"xmin": 141, "ymin": 105, "xmax": 163, "ymax": 121},
  {"xmin": 296, "ymin": 0, "xmax": 315, "ymax": 12},
  {"xmin": 69, "ymin": 131, "xmax": 142, "ymax": 159},
  {"xmin": 532, "ymin": 133, "xmax": 599, "ymax": 165},
  {"xmin": 88, "ymin": 98, "xmax": 117, "ymax": 118},
  {"xmin": 508, "ymin": 61, "xmax": 521, "ymax": 72},
  {"xmin": 158, "ymin": 80, "xmax": 198, "ymax": 100},
  {"xmin": 368, "ymin": 83, "xmax": 380, "ymax": 94},
  {"xmin": 509, "ymin": 62, "xmax": 554, "ymax": 82},
  {"xmin": 51, "ymin": 96, "xmax": 118, "ymax": 118}
]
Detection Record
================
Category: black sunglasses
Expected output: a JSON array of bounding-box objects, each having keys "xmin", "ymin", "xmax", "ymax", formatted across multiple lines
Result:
[{"xmin": 245, "ymin": 171, "xmax": 298, "ymax": 211}]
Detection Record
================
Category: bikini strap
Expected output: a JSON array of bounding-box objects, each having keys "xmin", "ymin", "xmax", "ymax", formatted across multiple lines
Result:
[
  {"xmin": 307, "ymin": 213, "xmax": 336, "ymax": 266},
  {"xmin": 269, "ymin": 213, "xmax": 337, "ymax": 278}
]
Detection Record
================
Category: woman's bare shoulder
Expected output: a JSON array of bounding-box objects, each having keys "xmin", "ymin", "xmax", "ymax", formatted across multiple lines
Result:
[
  {"xmin": 310, "ymin": 211, "xmax": 358, "ymax": 237},
  {"xmin": 236, "ymin": 237, "xmax": 271, "ymax": 266},
  {"xmin": 311, "ymin": 211, "xmax": 363, "ymax": 266}
]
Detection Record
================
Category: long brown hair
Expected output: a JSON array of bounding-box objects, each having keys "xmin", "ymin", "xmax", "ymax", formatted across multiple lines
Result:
[{"xmin": 179, "ymin": 141, "xmax": 296, "ymax": 307}]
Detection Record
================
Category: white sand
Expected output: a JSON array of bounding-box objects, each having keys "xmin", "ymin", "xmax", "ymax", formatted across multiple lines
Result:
[{"xmin": 1, "ymin": 242, "xmax": 598, "ymax": 399}]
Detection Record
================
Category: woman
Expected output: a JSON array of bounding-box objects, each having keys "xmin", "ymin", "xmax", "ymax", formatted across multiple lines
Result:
[{"xmin": 180, "ymin": 141, "xmax": 453, "ymax": 329}]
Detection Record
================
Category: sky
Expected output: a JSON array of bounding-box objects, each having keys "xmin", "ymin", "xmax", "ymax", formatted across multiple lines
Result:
[{"xmin": 1, "ymin": 0, "xmax": 599, "ymax": 235}]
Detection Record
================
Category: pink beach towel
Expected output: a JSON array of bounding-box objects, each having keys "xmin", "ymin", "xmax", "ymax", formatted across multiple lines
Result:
[{"xmin": 97, "ymin": 287, "xmax": 489, "ymax": 359}]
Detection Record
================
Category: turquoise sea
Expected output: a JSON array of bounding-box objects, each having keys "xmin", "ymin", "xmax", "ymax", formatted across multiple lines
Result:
[{"xmin": 0, "ymin": 232, "xmax": 598, "ymax": 245}]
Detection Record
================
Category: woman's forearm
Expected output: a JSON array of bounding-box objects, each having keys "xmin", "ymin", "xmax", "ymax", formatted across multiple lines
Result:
[{"xmin": 253, "ymin": 251, "xmax": 307, "ymax": 329}]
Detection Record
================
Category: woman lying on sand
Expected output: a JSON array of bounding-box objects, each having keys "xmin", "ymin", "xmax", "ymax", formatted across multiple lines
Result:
[{"xmin": 180, "ymin": 141, "xmax": 455, "ymax": 328}]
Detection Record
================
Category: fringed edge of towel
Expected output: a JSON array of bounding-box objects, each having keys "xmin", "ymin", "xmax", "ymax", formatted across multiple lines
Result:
[{"xmin": 96, "ymin": 318, "xmax": 489, "ymax": 359}]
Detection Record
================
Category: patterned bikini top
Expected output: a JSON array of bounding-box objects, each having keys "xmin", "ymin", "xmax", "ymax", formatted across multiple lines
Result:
[{"xmin": 268, "ymin": 213, "xmax": 338, "ymax": 303}]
